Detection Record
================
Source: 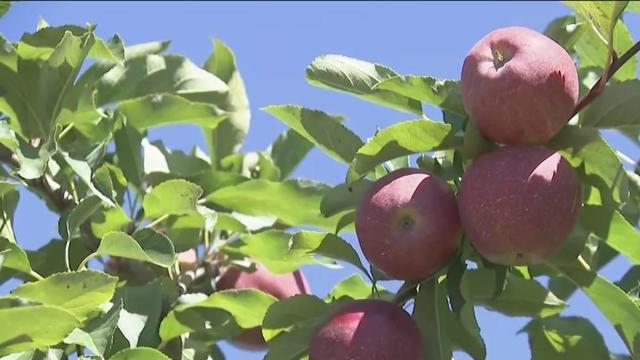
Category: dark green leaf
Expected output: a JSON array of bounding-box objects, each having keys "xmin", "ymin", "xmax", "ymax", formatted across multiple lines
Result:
[
  {"xmin": 320, "ymin": 179, "xmax": 372, "ymax": 217},
  {"xmin": 544, "ymin": 15, "xmax": 587, "ymax": 52},
  {"xmin": 62, "ymin": 195, "xmax": 102, "ymax": 240},
  {"xmin": 114, "ymin": 120, "xmax": 144, "ymax": 188},
  {"xmin": 110, "ymin": 348, "xmax": 171, "ymax": 360},
  {"xmin": 413, "ymin": 278, "xmax": 453, "ymax": 360},
  {"xmin": 114, "ymin": 279, "xmax": 163, "ymax": 348},
  {"xmin": 0, "ymin": 2, "xmax": 10, "ymax": 18},
  {"xmin": 582, "ymin": 80, "xmax": 640, "ymax": 128},
  {"xmin": 63, "ymin": 300, "xmax": 122, "ymax": 356},
  {"xmin": 580, "ymin": 205, "xmax": 640, "ymax": 264}
]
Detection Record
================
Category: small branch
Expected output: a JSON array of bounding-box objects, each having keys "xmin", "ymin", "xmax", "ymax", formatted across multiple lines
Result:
[
  {"xmin": 146, "ymin": 214, "xmax": 169, "ymax": 229},
  {"xmin": 572, "ymin": 41, "xmax": 640, "ymax": 116}
]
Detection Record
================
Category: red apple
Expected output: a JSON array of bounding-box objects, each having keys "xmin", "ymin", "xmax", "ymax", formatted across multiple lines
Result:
[
  {"xmin": 355, "ymin": 168, "xmax": 461, "ymax": 280},
  {"xmin": 309, "ymin": 299, "xmax": 422, "ymax": 360},
  {"xmin": 216, "ymin": 263, "xmax": 310, "ymax": 350},
  {"xmin": 458, "ymin": 145, "xmax": 581, "ymax": 265},
  {"xmin": 461, "ymin": 26, "xmax": 579, "ymax": 144}
]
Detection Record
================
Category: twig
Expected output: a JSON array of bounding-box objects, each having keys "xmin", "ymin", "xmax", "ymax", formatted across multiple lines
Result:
[{"xmin": 572, "ymin": 41, "xmax": 640, "ymax": 116}]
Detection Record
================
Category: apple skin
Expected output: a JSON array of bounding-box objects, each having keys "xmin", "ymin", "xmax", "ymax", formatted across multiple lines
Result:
[
  {"xmin": 309, "ymin": 299, "xmax": 422, "ymax": 360},
  {"xmin": 461, "ymin": 26, "xmax": 579, "ymax": 144},
  {"xmin": 355, "ymin": 168, "xmax": 461, "ymax": 280},
  {"xmin": 216, "ymin": 263, "xmax": 310, "ymax": 351},
  {"xmin": 458, "ymin": 145, "xmax": 581, "ymax": 265}
]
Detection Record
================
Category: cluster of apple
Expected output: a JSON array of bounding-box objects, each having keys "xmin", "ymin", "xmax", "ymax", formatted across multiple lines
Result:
[{"xmin": 222, "ymin": 26, "xmax": 583, "ymax": 359}]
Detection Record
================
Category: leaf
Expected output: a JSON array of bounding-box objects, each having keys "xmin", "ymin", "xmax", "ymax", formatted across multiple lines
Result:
[
  {"xmin": 0, "ymin": 2, "xmax": 10, "ymax": 18},
  {"xmin": 306, "ymin": 54, "xmax": 422, "ymax": 115},
  {"xmin": 59, "ymin": 153, "xmax": 115, "ymax": 207},
  {"xmin": 523, "ymin": 316, "xmax": 610, "ymax": 360},
  {"xmin": 564, "ymin": 1, "xmax": 628, "ymax": 47},
  {"xmin": 113, "ymin": 280, "xmax": 163, "ymax": 348},
  {"xmin": 550, "ymin": 126, "xmax": 628, "ymax": 204},
  {"xmin": 91, "ymin": 206, "xmax": 131, "ymax": 239},
  {"xmin": 10, "ymin": 270, "xmax": 117, "ymax": 319},
  {"xmin": 63, "ymin": 299, "xmax": 122, "ymax": 356},
  {"xmin": 375, "ymin": 76, "xmax": 465, "ymax": 116},
  {"xmin": 555, "ymin": 260, "xmax": 640, "ymax": 356},
  {"xmin": 581, "ymin": 80, "xmax": 640, "ymax": 128},
  {"xmin": 461, "ymin": 269, "xmax": 566, "ymax": 317},
  {"xmin": 124, "ymin": 41, "xmax": 171, "ymax": 59},
  {"xmin": 320, "ymin": 179, "xmax": 373, "ymax": 217},
  {"xmin": 62, "ymin": 195, "xmax": 103, "ymax": 239},
  {"xmin": 88, "ymin": 230, "xmax": 176, "ymax": 268},
  {"xmin": 544, "ymin": 15, "xmax": 587, "ymax": 52},
  {"xmin": 346, "ymin": 119, "xmax": 460, "ymax": 182},
  {"xmin": 0, "ymin": 305, "xmax": 80, "ymax": 356},
  {"xmin": 0, "ymin": 237, "xmax": 31, "ymax": 275},
  {"xmin": 110, "ymin": 348, "xmax": 171, "ymax": 360},
  {"xmin": 262, "ymin": 294, "xmax": 331, "ymax": 341},
  {"xmin": 446, "ymin": 304, "xmax": 486, "ymax": 360},
  {"xmin": 117, "ymin": 94, "xmax": 227, "ymax": 130},
  {"xmin": 113, "ymin": 120, "xmax": 144, "ymax": 188},
  {"xmin": 326, "ymin": 274, "xmax": 375, "ymax": 301},
  {"xmin": 202, "ymin": 38, "xmax": 251, "ymax": 165},
  {"xmin": 289, "ymin": 231, "xmax": 368, "ymax": 274},
  {"xmin": 413, "ymin": 277, "xmax": 453, "ymax": 360},
  {"xmin": 207, "ymin": 178, "xmax": 342, "ymax": 229},
  {"xmin": 268, "ymin": 129, "xmax": 314, "ymax": 179},
  {"xmin": 580, "ymin": 205, "xmax": 640, "ymax": 265},
  {"xmin": 264, "ymin": 105, "xmax": 363, "ymax": 163},
  {"xmin": 143, "ymin": 179, "xmax": 203, "ymax": 219}
]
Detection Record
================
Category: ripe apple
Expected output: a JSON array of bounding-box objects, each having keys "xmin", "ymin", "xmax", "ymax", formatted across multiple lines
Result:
[
  {"xmin": 309, "ymin": 299, "xmax": 422, "ymax": 360},
  {"xmin": 216, "ymin": 263, "xmax": 310, "ymax": 350},
  {"xmin": 458, "ymin": 145, "xmax": 581, "ymax": 265},
  {"xmin": 461, "ymin": 26, "xmax": 579, "ymax": 144},
  {"xmin": 356, "ymin": 168, "xmax": 461, "ymax": 280}
]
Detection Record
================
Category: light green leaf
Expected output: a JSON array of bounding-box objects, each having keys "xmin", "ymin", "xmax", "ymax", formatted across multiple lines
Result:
[
  {"xmin": 124, "ymin": 41, "xmax": 170, "ymax": 59},
  {"xmin": 264, "ymin": 105, "xmax": 363, "ymax": 163},
  {"xmin": 581, "ymin": 80, "xmax": 640, "ymax": 128},
  {"xmin": 91, "ymin": 206, "xmax": 131, "ymax": 239},
  {"xmin": 0, "ymin": 305, "xmax": 80, "ymax": 356},
  {"xmin": 413, "ymin": 277, "xmax": 453, "ymax": 360},
  {"xmin": 11, "ymin": 270, "xmax": 117, "ymax": 319},
  {"xmin": 551, "ymin": 126, "xmax": 628, "ymax": 204},
  {"xmin": 564, "ymin": 1, "xmax": 628, "ymax": 46},
  {"xmin": 202, "ymin": 38, "xmax": 251, "ymax": 165},
  {"xmin": 320, "ymin": 179, "xmax": 373, "ymax": 217},
  {"xmin": 207, "ymin": 178, "xmax": 341, "ymax": 230},
  {"xmin": 143, "ymin": 179, "xmax": 203, "ymax": 219},
  {"xmin": 63, "ymin": 299, "xmax": 122, "ymax": 356},
  {"xmin": 289, "ymin": 231, "xmax": 368, "ymax": 274},
  {"xmin": 59, "ymin": 153, "xmax": 115, "ymax": 207},
  {"xmin": 110, "ymin": 348, "xmax": 170, "ymax": 360},
  {"xmin": 461, "ymin": 269, "xmax": 566, "ymax": 317},
  {"xmin": 117, "ymin": 94, "xmax": 227, "ymax": 130},
  {"xmin": 326, "ymin": 274, "xmax": 375, "ymax": 301},
  {"xmin": 268, "ymin": 129, "xmax": 314, "ymax": 179},
  {"xmin": 346, "ymin": 119, "xmax": 460, "ymax": 182},
  {"xmin": 523, "ymin": 316, "xmax": 610, "ymax": 360},
  {"xmin": 375, "ymin": 76, "xmax": 465, "ymax": 116},
  {"xmin": 87, "ymin": 230, "xmax": 176, "ymax": 268},
  {"xmin": 0, "ymin": 237, "xmax": 31, "ymax": 275},
  {"xmin": 306, "ymin": 54, "xmax": 422, "ymax": 115},
  {"xmin": 580, "ymin": 205, "xmax": 640, "ymax": 265}
]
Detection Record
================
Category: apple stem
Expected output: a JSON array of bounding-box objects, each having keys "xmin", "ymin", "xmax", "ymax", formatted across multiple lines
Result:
[{"xmin": 572, "ymin": 40, "xmax": 640, "ymax": 116}]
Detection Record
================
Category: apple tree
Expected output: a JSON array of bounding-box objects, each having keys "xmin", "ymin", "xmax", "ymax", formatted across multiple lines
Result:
[{"xmin": 0, "ymin": 1, "xmax": 639, "ymax": 359}]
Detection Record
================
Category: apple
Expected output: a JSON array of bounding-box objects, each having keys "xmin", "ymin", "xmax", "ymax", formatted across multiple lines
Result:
[
  {"xmin": 309, "ymin": 299, "xmax": 422, "ymax": 360},
  {"xmin": 356, "ymin": 168, "xmax": 461, "ymax": 280},
  {"xmin": 177, "ymin": 249, "xmax": 198, "ymax": 271},
  {"xmin": 461, "ymin": 26, "xmax": 579, "ymax": 144},
  {"xmin": 458, "ymin": 145, "xmax": 581, "ymax": 265},
  {"xmin": 216, "ymin": 263, "xmax": 310, "ymax": 350}
]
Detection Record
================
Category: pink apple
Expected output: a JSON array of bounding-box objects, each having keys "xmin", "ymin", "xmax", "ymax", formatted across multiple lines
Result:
[
  {"xmin": 355, "ymin": 168, "xmax": 461, "ymax": 280},
  {"xmin": 461, "ymin": 26, "xmax": 579, "ymax": 144},
  {"xmin": 458, "ymin": 145, "xmax": 581, "ymax": 265},
  {"xmin": 309, "ymin": 299, "xmax": 422, "ymax": 360}
]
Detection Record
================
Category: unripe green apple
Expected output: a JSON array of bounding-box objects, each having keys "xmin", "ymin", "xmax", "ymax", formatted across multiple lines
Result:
[
  {"xmin": 309, "ymin": 299, "xmax": 422, "ymax": 360},
  {"xmin": 356, "ymin": 168, "xmax": 461, "ymax": 280},
  {"xmin": 458, "ymin": 145, "xmax": 581, "ymax": 265},
  {"xmin": 216, "ymin": 263, "xmax": 309, "ymax": 350},
  {"xmin": 461, "ymin": 26, "xmax": 579, "ymax": 144}
]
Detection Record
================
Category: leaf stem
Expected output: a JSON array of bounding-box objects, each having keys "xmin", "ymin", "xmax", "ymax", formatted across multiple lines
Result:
[
  {"xmin": 146, "ymin": 214, "xmax": 169, "ymax": 229},
  {"xmin": 77, "ymin": 253, "xmax": 95, "ymax": 270},
  {"xmin": 572, "ymin": 40, "xmax": 640, "ymax": 116},
  {"xmin": 57, "ymin": 123, "xmax": 75, "ymax": 141},
  {"xmin": 64, "ymin": 237, "xmax": 72, "ymax": 271},
  {"xmin": 29, "ymin": 269, "xmax": 44, "ymax": 280}
]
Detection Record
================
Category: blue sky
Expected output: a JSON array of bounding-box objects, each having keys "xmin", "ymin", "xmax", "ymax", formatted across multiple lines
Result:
[{"xmin": 2, "ymin": 2, "xmax": 639, "ymax": 359}]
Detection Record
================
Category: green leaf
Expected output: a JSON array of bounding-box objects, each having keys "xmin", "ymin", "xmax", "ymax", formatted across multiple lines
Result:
[
  {"xmin": 143, "ymin": 179, "xmax": 203, "ymax": 219},
  {"xmin": 375, "ymin": 76, "xmax": 465, "ymax": 116},
  {"xmin": 523, "ymin": 316, "xmax": 610, "ymax": 360},
  {"xmin": 87, "ymin": 230, "xmax": 176, "ymax": 268},
  {"xmin": 268, "ymin": 129, "xmax": 314, "ymax": 179},
  {"xmin": 62, "ymin": 195, "xmax": 103, "ymax": 239},
  {"xmin": 413, "ymin": 277, "xmax": 453, "ymax": 360},
  {"xmin": 207, "ymin": 178, "xmax": 341, "ymax": 230},
  {"xmin": 461, "ymin": 269, "xmax": 566, "ymax": 317},
  {"xmin": 113, "ymin": 120, "xmax": 144, "ymax": 188},
  {"xmin": 0, "ymin": 122, "xmax": 55, "ymax": 180},
  {"xmin": 581, "ymin": 80, "xmax": 640, "ymax": 128},
  {"xmin": 0, "ymin": 305, "xmax": 80, "ymax": 356},
  {"xmin": 544, "ymin": 15, "xmax": 587, "ymax": 52},
  {"xmin": 202, "ymin": 38, "xmax": 251, "ymax": 166},
  {"xmin": 262, "ymin": 294, "xmax": 331, "ymax": 341},
  {"xmin": 59, "ymin": 153, "xmax": 115, "ymax": 207},
  {"xmin": 564, "ymin": 1, "xmax": 628, "ymax": 46},
  {"xmin": 446, "ymin": 304, "xmax": 486, "ymax": 360},
  {"xmin": 326, "ymin": 274, "xmax": 375, "ymax": 301},
  {"xmin": 555, "ymin": 260, "xmax": 640, "ymax": 356},
  {"xmin": 346, "ymin": 119, "xmax": 460, "ymax": 182},
  {"xmin": 110, "ymin": 348, "xmax": 171, "ymax": 360},
  {"xmin": 91, "ymin": 206, "xmax": 131, "ymax": 239},
  {"xmin": 306, "ymin": 54, "xmax": 422, "ymax": 115},
  {"xmin": 288, "ymin": 231, "xmax": 368, "ymax": 274},
  {"xmin": 264, "ymin": 105, "xmax": 363, "ymax": 163},
  {"xmin": 551, "ymin": 126, "xmax": 628, "ymax": 204},
  {"xmin": 320, "ymin": 179, "xmax": 373, "ymax": 217},
  {"xmin": 124, "ymin": 41, "xmax": 171, "ymax": 59},
  {"xmin": 63, "ymin": 299, "xmax": 122, "ymax": 356},
  {"xmin": 114, "ymin": 280, "xmax": 163, "ymax": 348},
  {"xmin": 580, "ymin": 205, "xmax": 640, "ymax": 265},
  {"xmin": 0, "ymin": 2, "xmax": 10, "ymax": 18},
  {"xmin": 11, "ymin": 270, "xmax": 117, "ymax": 319},
  {"xmin": 0, "ymin": 237, "xmax": 31, "ymax": 275},
  {"xmin": 117, "ymin": 94, "xmax": 227, "ymax": 130}
]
